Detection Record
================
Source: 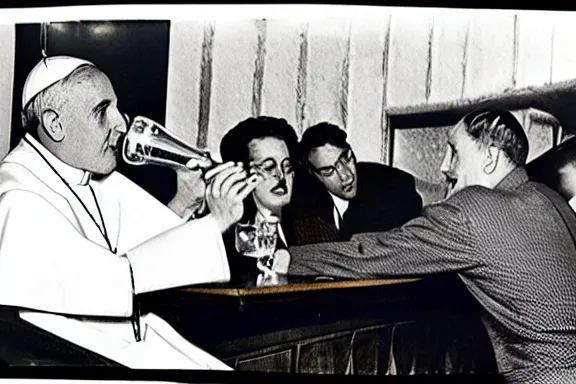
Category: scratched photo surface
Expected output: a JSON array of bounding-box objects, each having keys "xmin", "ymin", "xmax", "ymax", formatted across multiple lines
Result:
[{"xmin": 0, "ymin": 4, "xmax": 575, "ymax": 382}]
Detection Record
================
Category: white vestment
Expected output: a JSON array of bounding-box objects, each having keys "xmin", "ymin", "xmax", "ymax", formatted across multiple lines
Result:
[{"xmin": 0, "ymin": 134, "xmax": 232, "ymax": 370}]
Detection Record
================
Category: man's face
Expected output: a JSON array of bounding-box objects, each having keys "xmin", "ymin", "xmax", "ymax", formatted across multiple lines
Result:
[
  {"xmin": 56, "ymin": 69, "xmax": 127, "ymax": 175},
  {"xmin": 248, "ymin": 137, "xmax": 294, "ymax": 213},
  {"xmin": 440, "ymin": 122, "xmax": 486, "ymax": 198},
  {"xmin": 308, "ymin": 143, "xmax": 357, "ymax": 200}
]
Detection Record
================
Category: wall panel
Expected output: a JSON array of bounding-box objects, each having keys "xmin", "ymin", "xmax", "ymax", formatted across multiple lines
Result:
[
  {"xmin": 462, "ymin": 13, "xmax": 515, "ymax": 99},
  {"xmin": 516, "ymin": 14, "xmax": 554, "ymax": 88},
  {"xmin": 551, "ymin": 16, "xmax": 576, "ymax": 83},
  {"xmin": 386, "ymin": 13, "xmax": 432, "ymax": 108},
  {"xmin": 346, "ymin": 18, "xmax": 388, "ymax": 163},
  {"xmin": 161, "ymin": 10, "xmax": 576, "ymax": 170},
  {"xmin": 260, "ymin": 19, "xmax": 301, "ymax": 131},
  {"xmin": 428, "ymin": 14, "xmax": 468, "ymax": 104},
  {"xmin": 303, "ymin": 18, "xmax": 351, "ymax": 130},
  {"xmin": 165, "ymin": 21, "xmax": 204, "ymax": 145},
  {"xmin": 209, "ymin": 19, "xmax": 260, "ymax": 159},
  {"xmin": 0, "ymin": 24, "xmax": 14, "ymax": 161}
]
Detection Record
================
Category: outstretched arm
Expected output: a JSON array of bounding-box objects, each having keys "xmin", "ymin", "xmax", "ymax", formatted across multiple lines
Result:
[{"xmin": 286, "ymin": 198, "xmax": 479, "ymax": 280}]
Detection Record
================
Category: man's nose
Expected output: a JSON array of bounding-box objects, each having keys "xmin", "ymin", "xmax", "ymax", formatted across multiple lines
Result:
[
  {"xmin": 114, "ymin": 111, "xmax": 129, "ymax": 134},
  {"xmin": 440, "ymin": 152, "xmax": 450, "ymax": 175},
  {"xmin": 268, "ymin": 166, "xmax": 284, "ymax": 180},
  {"xmin": 336, "ymin": 164, "xmax": 352, "ymax": 182}
]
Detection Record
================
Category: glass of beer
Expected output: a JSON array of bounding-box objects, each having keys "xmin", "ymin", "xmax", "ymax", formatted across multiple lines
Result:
[{"xmin": 235, "ymin": 220, "xmax": 278, "ymax": 258}]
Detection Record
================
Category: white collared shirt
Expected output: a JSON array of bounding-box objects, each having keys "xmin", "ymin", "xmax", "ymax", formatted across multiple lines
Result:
[
  {"xmin": 329, "ymin": 192, "xmax": 350, "ymax": 230},
  {"xmin": 569, "ymin": 196, "xmax": 576, "ymax": 213}
]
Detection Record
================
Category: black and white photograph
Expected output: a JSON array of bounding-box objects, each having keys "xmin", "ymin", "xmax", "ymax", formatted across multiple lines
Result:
[{"xmin": 0, "ymin": 3, "xmax": 575, "ymax": 384}]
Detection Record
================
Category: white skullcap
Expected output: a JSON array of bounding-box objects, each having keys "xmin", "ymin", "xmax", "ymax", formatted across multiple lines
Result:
[{"xmin": 22, "ymin": 55, "xmax": 95, "ymax": 109}]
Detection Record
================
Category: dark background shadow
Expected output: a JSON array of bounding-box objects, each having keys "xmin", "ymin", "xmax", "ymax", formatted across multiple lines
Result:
[{"xmin": 11, "ymin": 21, "xmax": 176, "ymax": 205}]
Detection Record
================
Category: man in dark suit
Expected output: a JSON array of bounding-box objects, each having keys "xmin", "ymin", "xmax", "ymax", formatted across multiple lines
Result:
[
  {"xmin": 527, "ymin": 134, "xmax": 576, "ymax": 211},
  {"xmin": 275, "ymin": 109, "xmax": 576, "ymax": 383},
  {"xmin": 298, "ymin": 122, "xmax": 423, "ymax": 242}
]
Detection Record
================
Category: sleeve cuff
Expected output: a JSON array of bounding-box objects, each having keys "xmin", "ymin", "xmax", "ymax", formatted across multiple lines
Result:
[{"xmin": 125, "ymin": 214, "xmax": 230, "ymax": 294}]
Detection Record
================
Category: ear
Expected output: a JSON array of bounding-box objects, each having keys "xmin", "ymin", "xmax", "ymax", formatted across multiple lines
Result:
[
  {"xmin": 41, "ymin": 109, "xmax": 65, "ymax": 142},
  {"xmin": 482, "ymin": 146, "xmax": 500, "ymax": 174}
]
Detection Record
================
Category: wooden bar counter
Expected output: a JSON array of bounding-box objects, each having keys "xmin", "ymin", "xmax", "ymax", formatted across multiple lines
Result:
[{"xmin": 140, "ymin": 273, "xmax": 498, "ymax": 376}]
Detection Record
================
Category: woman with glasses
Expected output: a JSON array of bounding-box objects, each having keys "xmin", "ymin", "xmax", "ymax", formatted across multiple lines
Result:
[{"xmin": 219, "ymin": 116, "xmax": 337, "ymax": 286}]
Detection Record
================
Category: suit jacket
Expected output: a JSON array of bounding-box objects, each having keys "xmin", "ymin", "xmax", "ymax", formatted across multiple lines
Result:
[
  {"xmin": 288, "ymin": 166, "xmax": 576, "ymax": 383},
  {"xmin": 292, "ymin": 162, "xmax": 423, "ymax": 243},
  {"xmin": 0, "ymin": 134, "xmax": 231, "ymax": 370}
]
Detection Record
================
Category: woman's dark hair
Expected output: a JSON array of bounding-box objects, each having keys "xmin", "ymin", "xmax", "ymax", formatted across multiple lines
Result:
[{"xmin": 220, "ymin": 116, "xmax": 300, "ymax": 166}]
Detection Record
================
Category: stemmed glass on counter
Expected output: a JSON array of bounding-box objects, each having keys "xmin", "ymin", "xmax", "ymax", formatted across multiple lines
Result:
[{"xmin": 235, "ymin": 216, "xmax": 280, "ymax": 286}]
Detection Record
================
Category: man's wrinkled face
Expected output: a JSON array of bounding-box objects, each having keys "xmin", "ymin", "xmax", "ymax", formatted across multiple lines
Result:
[
  {"xmin": 308, "ymin": 143, "xmax": 357, "ymax": 200},
  {"xmin": 57, "ymin": 69, "xmax": 127, "ymax": 175},
  {"xmin": 248, "ymin": 137, "xmax": 294, "ymax": 213},
  {"xmin": 440, "ymin": 122, "xmax": 486, "ymax": 198}
]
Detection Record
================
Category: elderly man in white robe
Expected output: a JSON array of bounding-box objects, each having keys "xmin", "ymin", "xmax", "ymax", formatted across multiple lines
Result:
[{"xmin": 0, "ymin": 55, "xmax": 263, "ymax": 370}]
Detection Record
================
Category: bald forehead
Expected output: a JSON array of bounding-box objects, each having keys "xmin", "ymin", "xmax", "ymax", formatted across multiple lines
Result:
[
  {"xmin": 64, "ymin": 66, "xmax": 109, "ymax": 90},
  {"xmin": 37, "ymin": 66, "xmax": 116, "ymax": 117},
  {"xmin": 61, "ymin": 68, "xmax": 115, "ymax": 100}
]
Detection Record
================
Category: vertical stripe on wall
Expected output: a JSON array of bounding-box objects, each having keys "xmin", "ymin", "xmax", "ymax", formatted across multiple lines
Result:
[
  {"xmin": 197, "ymin": 20, "xmax": 215, "ymax": 149},
  {"xmin": 380, "ymin": 15, "xmax": 392, "ymax": 165},
  {"xmin": 0, "ymin": 25, "xmax": 15, "ymax": 161},
  {"xmin": 512, "ymin": 14, "xmax": 519, "ymax": 88},
  {"xmin": 339, "ymin": 25, "xmax": 351, "ymax": 130},
  {"xmin": 165, "ymin": 21, "xmax": 204, "ymax": 145},
  {"xmin": 296, "ymin": 22, "xmax": 308, "ymax": 135},
  {"xmin": 425, "ymin": 18, "xmax": 434, "ymax": 102},
  {"xmin": 460, "ymin": 23, "xmax": 470, "ymax": 99},
  {"xmin": 251, "ymin": 19, "xmax": 267, "ymax": 117}
]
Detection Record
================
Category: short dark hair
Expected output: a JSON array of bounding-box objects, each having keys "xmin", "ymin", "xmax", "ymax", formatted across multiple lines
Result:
[
  {"xmin": 219, "ymin": 116, "xmax": 299, "ymax": 166},
  {"xmin": 299, "ymin": 122, "xmax": 351, "ymax": 162},
  {"xmin": 461, "ymin": 108, "xmax": 529, "ymax": 166}
]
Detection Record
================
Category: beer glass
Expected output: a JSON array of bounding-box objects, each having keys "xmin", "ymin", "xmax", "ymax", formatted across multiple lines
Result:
[
  {"xmin": 235, "ymin": 220, "xmax": 278, "ymax": 259},
  {"xmin": 122, "ymin": 115, "xmax": 217, "ymax": 170},
  {"xmin": 235, "ymin": 217, "xmax": 280, "ymax": 287}
]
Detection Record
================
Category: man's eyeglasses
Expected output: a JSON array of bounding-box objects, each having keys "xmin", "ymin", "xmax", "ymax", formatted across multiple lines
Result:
[
  {"xmin": 313, "ymin": 148, "xmax": 354, "ymax": 177},
  {"xmin": 251, "ymin": 158, "xmax": 294, "ymax": 179}
]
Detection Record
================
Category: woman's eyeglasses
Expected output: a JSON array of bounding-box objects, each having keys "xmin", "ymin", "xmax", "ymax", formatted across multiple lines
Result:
[{"xmin": 251, "ymin": 158, "xmax": 294, "ymax": 179}]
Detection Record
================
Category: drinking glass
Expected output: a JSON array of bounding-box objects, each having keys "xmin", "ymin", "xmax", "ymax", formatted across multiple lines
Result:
[
  {"xmin": 235, "ymin": 218, "xmax": 279, "ymax": 286},
  {"xmin": 235, "ymin": 222, "xmax": 277, "ymax": 258}
]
